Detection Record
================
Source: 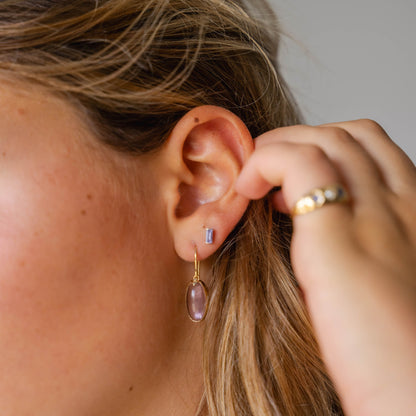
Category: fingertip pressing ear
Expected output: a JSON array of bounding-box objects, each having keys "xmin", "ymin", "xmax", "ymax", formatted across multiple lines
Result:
[{"xmin": 162, "ymin": 106, "xmax": 253, "ymax": 262}]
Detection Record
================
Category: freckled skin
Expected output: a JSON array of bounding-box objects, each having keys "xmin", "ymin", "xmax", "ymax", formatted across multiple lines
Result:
[{"xmin": 0, "ymin": 80, "xmax": 202, "ymax": 416}]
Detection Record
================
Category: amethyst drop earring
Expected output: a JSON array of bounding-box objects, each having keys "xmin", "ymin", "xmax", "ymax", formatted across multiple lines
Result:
[{"xmin": 186, "ymin": 247, "xmax": 209, "ymax": 322}]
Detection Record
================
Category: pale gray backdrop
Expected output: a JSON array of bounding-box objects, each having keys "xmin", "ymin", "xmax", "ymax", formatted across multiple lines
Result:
[{"xmin": 269, "ymin": 0, "xmax": 416, "ymax": 162}]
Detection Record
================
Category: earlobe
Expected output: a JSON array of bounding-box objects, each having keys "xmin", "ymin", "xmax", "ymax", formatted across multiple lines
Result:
[{"xmin": 162, "ymin": 106, "xmax": 253, "ymax": 262}]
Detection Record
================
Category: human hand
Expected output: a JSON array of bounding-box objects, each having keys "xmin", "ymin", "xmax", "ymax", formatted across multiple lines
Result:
[{"xmin": 235, "ymin": 120, "xmax": 416, "ymax": 416}]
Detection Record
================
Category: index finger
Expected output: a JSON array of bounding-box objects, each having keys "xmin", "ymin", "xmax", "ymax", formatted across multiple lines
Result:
[{"xmin": 235, "ymin": 140, "xmax": 343, "ymax": 212}]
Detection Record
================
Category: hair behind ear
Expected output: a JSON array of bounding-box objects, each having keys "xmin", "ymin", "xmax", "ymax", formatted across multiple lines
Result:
[{"xmin": 202, "ymin": 198, "xmax": 343, "ymax": 415}]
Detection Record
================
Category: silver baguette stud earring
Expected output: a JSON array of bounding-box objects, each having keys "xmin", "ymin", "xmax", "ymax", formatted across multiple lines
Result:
[
  {"xmin": 204, "ymin": 227, "xmax": 214, "ymax": 244},
  {"xmin": 186, "ymin": 247, "xmax": 209, "ymax": 322}
]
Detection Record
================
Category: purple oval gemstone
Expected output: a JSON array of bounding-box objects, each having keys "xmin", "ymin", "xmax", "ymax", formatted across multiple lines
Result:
[{"xmin": 186, "ymin": 281, "xmax": 208, "ymax": 322}]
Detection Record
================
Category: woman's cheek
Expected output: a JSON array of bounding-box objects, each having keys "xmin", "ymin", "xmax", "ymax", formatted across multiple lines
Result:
[{"xmin": 0, "ymin": 178, "xmax": 86, "ymax": 326}]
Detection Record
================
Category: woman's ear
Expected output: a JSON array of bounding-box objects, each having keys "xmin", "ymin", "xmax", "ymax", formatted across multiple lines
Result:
[{"xmin": 159, "ymin": 105, "xmax": 253, "ymax": 262}]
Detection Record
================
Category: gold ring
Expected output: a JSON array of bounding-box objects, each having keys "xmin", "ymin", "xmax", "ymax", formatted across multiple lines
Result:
[{"xmin": 291, "ymin": 184, "xmax": 350, "ymax": 216}]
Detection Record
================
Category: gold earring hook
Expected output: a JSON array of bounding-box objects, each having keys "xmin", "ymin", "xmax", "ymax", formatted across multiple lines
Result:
[{"xmin": 193, "ymin": 247, "xmax": 200, "ymax": 283}]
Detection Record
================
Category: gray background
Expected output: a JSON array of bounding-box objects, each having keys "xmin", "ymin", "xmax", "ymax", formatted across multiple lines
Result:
[{"xmin": 269, "ymin": 0, "xmax": 416, "ymax": 162}]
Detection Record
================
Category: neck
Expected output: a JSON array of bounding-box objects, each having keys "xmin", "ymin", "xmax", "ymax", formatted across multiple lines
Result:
[{"xmin": 121, "ymin": 323, "xmax": 205, "ymax": 416}]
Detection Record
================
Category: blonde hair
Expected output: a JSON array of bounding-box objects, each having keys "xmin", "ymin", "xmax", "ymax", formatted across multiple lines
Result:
[{"xmin": 0, "ymin": 0, "xmax": 342, "ymax": 414}]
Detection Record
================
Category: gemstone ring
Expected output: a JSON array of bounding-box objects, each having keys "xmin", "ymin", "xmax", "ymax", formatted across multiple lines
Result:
[{"xmin": 291, "ymin": 184, "xmax": 350, "ymax": 217}]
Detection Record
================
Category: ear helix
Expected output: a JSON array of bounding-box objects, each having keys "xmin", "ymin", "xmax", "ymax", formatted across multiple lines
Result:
[{"xmin": 185, "ymin": 227, "xmax": 214, "ymax": 322}]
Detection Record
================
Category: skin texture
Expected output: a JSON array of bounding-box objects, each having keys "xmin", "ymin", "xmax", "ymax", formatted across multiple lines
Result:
[
  {"xmin": 0, "ymin": 80, "xmax": 252, "ymax": 416},
  {"xmin": 0, "ymin": 80, "xmax": 206, "ymax": 416},
  {"xmin": 1, "ymin": 77, "xmax": 416, "ymax": 415}
]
